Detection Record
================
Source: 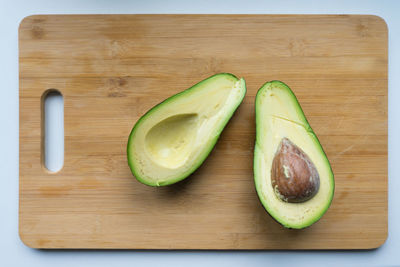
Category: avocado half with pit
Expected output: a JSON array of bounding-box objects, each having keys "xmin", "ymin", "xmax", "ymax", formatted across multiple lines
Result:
[
  {"xmin": 128, "ymin": 73, "xmax": 246, "ymax": 186},
  {"xmin": 254, "ymin": 81, "xmax": 334, "ymax": 229}
]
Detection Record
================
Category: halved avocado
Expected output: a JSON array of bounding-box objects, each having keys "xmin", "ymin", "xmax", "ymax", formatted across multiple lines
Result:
[
  {"xmin": 254, "ymin": 81, "xmax": 334, "ymax": 229},
  {"xmin": 128, "ymin": 73, "xmax": 246, "ymax": 186}
]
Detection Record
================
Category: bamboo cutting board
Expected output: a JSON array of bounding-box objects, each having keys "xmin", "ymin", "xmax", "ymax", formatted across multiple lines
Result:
[{"xmin": 19, "ymin": 15, "xmax": 387, "ymax": 249}]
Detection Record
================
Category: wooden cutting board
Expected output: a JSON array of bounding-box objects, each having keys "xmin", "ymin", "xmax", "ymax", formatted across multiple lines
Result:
[{"xmin": 19, "ymin": 15, "xmax": 388, "ymax": 249}]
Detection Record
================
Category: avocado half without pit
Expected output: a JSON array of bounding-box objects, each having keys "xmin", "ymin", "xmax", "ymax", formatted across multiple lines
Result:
[
  {"xmin": 127, "ymin": 73, "xmax": 246, "ymax": 186},
  {"xmin": 254, "ymin": 81, "xmax": 334, "ymax": 229}
]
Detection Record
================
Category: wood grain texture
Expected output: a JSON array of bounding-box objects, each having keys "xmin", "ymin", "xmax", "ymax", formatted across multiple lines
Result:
[{"xmin": 19, "ymin": 15, "xmax": 388, "ymax": 249}]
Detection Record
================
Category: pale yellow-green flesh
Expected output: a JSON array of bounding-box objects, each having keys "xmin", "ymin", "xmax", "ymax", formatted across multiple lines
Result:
[
  {"xmin": 130, "ymin": 76, "xmax": 246, "ymax": 185},
  {"xmin": 145, "ymin": 113, "xmax": 199, "ymax": 169},
  {"xmin": 255, "ymin": 83, "xmax": 333, "ymax": 228}
]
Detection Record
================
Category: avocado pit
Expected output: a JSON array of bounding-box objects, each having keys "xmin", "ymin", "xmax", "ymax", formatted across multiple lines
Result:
[{"xmin": 271, "ymin": 137, "xmax": 320, "ymax": 203}]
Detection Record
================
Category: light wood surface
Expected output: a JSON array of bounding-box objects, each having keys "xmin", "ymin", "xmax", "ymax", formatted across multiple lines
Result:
[{"xmin": 19, "ymin": 15, "xmax": 388, "ymax": 249}]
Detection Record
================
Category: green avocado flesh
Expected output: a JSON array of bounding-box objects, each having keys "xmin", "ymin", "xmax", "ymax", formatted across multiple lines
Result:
[
  {"xmin": 254, "ymin": 81, "xmax": 334, "ymax": 229},
  {"xmin": 128, "ymin": 73, "xmax": 246, "ymax": 186}
]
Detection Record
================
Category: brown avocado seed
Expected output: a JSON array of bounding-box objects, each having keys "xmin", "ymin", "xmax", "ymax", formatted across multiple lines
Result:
[{"xmin": 271, "ymin": 138, "xmax": 320, "ymax": 203}]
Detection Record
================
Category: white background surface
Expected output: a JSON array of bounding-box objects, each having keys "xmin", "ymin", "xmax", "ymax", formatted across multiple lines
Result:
[{"xmin": 1, "ymin": 0, "xmax": 399, "ymax": 266}]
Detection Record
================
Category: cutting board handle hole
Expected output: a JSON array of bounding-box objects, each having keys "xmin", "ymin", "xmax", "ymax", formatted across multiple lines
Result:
[{"xmin": 42, "ymin": 89, "xmax": 64, "ymax": 173}]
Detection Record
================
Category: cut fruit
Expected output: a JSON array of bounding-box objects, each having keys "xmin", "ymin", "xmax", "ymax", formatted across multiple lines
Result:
[
  {"xmin": 128, "ymin": 73, "xmax": 246, "ymax": 186},
  {"xmin": 254, "ymin": 81, "xmax": 334, "ymax": 229}
]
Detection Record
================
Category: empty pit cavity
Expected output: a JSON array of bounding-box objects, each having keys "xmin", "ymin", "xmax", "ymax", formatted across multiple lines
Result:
[{"xmin": 145, "ymin": 113, "xmax": 199, "ymax": 169}]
